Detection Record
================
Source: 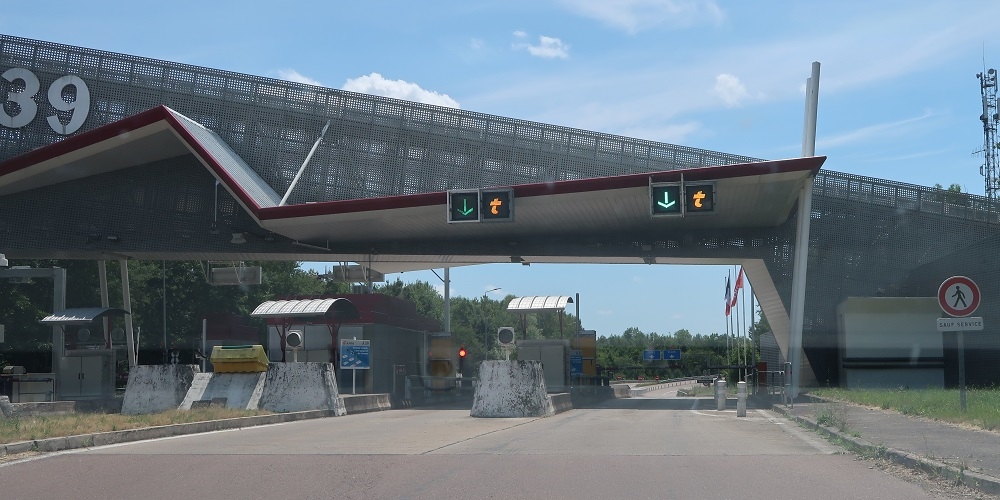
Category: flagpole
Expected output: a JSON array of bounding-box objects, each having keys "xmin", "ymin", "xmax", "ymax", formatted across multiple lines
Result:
[
  {"xmin": 740, "ymin": 267, "xmax": 747, "ymax": 382},
  {"xmin": 724, "ymin": 273, "xmax": 731, "ymax": 376},
  {"xmin": 727, "ymin": 271, "xmax": 734, "ymax": 375},
  {"xmin": 734, "ymin": 265, "xmax": 742, "ymax": 381}
]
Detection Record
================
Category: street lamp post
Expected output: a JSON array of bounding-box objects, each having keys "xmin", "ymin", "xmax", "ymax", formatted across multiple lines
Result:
[{"xmin": 483, "ymin": 287, "xmax": 501, "ymax": 359}]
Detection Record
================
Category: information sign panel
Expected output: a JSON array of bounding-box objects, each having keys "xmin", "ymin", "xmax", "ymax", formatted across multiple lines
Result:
[
  {"xmin": 481, "ymin": 188, "xmax": 514, "ymax": 221},
  {"xmin": 447, "ymin": 190, "xmax": 480, "ymax": 223},
  {"xmin": 650, "ymin": 182, "xmax": 682, "ymax": 217},
  {"xmin": 642, "ymin": 349, "xmax": 662, "ymax": 361},
  {"xmin": 570, "ymin": 350, "xmax": 583, "ymax": 376},
  {"xmin": 664, "ymin": 349, "xmax": 682, "ymax": 361},
  {"xmin": 685, "ymin": 183, "xmax": 716, "ymax": 213},
  {"xmin": 937, "ymin": 317, "xmax": 984, "ymax": 332},
  {"xmin": 340, "ymin": 339, "xmax": 371, "ymax": 369}
]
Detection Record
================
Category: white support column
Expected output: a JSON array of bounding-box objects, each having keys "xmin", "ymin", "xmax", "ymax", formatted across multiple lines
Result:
[
  {"xmin": 52, "ymin": 267, "xmax": 66, "ymax": 399},
  {"xmin": 98, "ymin": 260, "xmax": 109, "ymax": 347},
  {"xmin": 789, "ymin": 61, "xmax": 820, "ymax": 398},
  {"xmin": 120, "ymin": 260, "xmax": 137, "ymax": 368}
]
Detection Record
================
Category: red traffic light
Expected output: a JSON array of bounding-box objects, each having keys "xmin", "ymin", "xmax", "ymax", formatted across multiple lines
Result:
[{"xmin": 458, "ymin": 346, "xmax": 467, "ymax": 358}]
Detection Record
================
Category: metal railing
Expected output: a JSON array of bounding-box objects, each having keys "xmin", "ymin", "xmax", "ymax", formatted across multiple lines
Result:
[{"xmin": 758, "ymin": 364, "xmax": 791, "ymax": 407}]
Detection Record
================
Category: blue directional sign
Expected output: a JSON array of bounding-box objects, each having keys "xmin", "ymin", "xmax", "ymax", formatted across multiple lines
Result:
[
  {"xmin": 570, "ymin": 350, "xmax": 583, "ymax": 376},
  {"xmin": 642, "ymin": 349, "xmax": 662, "ymax": 361},
  {"xmin": 340, "ymin": 339, "xmax": 371, "ymax": 369},
  {"xmin": 664, "ymin": 349, "xmax": 682, "ymax": 361}
]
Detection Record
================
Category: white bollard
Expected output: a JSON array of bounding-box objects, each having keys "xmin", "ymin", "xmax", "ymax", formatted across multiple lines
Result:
[
  {"xmin": 737, "ymin": 381, "xmax": 747, "ymax": 417},
  {"xmin": 716, "ymin": 379, "xmax": 727, "ymax": 411}
]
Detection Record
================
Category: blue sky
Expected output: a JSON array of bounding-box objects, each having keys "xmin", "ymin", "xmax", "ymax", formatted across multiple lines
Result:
[{"xmin": 6, "ymin": 1, "xmax": 999, "ymax": 338}]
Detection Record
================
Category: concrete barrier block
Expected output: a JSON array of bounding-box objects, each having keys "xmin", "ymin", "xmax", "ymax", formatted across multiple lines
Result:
[
  {"xmin": 179, "ymin": 372, "xmax": 266, "ymax": 410},
  {"xmin": 0, "ymin": 395, "xmax": 12, "ymax": 417},
  {"xmin": 121, "ymin": 364, "xmax": 199, "ymax": 415},
  {"xmin": 471, "ymin": 360, "xmax": 555, "ymax": 418},
  {"xmin": 550, "ymin": 393, "xmax": 573, "ymax": 414},
  {"xmin": 258, "ymin": 362, "xmax": 346, "ymax": 415},
  {"xmin": 342, "ymin": 394, "xmax": 391, "ymax": 414}
]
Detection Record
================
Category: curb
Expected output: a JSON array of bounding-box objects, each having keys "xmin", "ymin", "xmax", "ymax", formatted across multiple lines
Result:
[
  {"xmin": 1, "ymin": 409, "xmax": 337, "ymax": 459},
  {"xmin": 771, "ymin": 404, "xmax": 1000, "ymax": 497}
]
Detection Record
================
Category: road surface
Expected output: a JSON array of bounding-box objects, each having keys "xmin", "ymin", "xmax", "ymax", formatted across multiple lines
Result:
[{"xmin": 0, "ymin": 383, "xmax": 960, "ymax": 499}]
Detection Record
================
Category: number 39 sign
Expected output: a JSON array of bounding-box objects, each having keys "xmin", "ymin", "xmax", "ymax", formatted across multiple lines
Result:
[{"xmin": 1, "ymin": 67, "xmax": 91, "ymax": 135}]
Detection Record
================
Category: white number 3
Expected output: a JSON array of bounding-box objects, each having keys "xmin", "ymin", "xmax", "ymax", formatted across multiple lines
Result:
[{"xmin": 2, "ymin": 68, "xmax": 90, "ymax": 135}]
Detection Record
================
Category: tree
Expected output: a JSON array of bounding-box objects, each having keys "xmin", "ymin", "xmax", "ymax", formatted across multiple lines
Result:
[{"xmin": 932, "ymin": 183, "xmax": 968, "ymax": 206}]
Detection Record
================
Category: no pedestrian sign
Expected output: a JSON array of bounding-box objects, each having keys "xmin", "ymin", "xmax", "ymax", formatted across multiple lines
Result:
[{"xmin": 937, "ymin": 276, "xmax": 980, "ymax": 317}]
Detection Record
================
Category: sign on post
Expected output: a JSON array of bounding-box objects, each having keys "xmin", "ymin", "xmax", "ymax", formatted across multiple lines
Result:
[
  {"xmin": 340, "ymin": 339, "xmax": 371, "ymax": 395},
  {"xmin": 937, "ymin": 275, "xmax": 980, "ymax": 318},
  {"xmin": 936, "ymin": 276, "xmax": 983, "ymax": 413},
  {"xmin": 340, "ymin": 339, "xmax": 371, "ymax": 369}
]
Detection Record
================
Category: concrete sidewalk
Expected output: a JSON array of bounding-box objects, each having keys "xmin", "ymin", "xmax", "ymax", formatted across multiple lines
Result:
[{"xmin": 771, "ymin": 397, "xmax": 1000, "ymax": 496}]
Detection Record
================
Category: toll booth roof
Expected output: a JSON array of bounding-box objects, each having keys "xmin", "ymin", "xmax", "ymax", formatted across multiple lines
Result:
[
  {"xmin": 39, "ymin": 307, "xmax": 130, "ymax": 325},
  {"xmin": 250, "ymin": 298, "xmax": 360, "ymax": 321},
  {"xmin": 507, "ymin": 296, "xmax": 574, "ymax": 312}
]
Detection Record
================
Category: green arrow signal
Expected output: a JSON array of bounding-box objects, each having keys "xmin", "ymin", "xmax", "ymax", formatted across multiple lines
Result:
[
  {"xmin": 657, "ymin": 191, "xmax": 676, "ymax": 210},
  {"xmin": 459, "ymin": 198, "xmax": 475, "ymax": 216}
]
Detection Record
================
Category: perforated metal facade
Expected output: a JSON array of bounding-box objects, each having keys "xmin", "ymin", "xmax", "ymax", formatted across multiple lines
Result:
[{"xmin": 2, "ymin": 34, "xmax": 1000, "ymax": 386}]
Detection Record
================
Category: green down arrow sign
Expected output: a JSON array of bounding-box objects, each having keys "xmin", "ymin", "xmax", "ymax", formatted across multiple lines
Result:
[{"xmin": 650, "ymin": 183, "xmax": 682, "ymax": 217}]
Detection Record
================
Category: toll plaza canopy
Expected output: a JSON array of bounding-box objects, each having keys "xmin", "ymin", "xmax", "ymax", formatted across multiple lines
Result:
[{"xmin": 0, "ymin": 103, "xmax": 824, "ymax": 271}]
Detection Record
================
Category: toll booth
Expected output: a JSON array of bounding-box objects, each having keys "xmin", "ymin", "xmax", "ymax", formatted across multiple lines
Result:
[
  {"xmin": 517, "ymin": 339, "xmax": 571, "ymax": 393},
  {"xmin": 38, "ymin": 307, "xmax": 130, "ymax": 401},
  {"xmin": 256, "ymin": 294, "xmax": 440, "ymax": 396}
]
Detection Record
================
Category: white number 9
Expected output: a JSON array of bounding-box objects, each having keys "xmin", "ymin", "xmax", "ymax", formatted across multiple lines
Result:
[
  {"xmin": 46, "ymin": 75, "xmax": 90, "ymax": 135},
  {"xmin": 1, "ymin": 67, "xmax": 40, "ymax": 129}
]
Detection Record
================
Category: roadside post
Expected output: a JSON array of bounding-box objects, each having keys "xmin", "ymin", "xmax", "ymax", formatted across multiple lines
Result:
[
  {"xmin": 716, "ymin": 379, "xmax": 727, "ymax": 411},
  {"xmin": 737, "ymin": 381, "xmax": 747, "ymax": 417},
  {"xmin": 936, "ymin": 276, "xmax": 983, "ymax": 412}
]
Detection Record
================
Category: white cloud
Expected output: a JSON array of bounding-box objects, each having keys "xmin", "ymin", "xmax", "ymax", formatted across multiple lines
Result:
[
  {"xmin": 557, "ymin": 0, "xmax": 724, "ymax": 34},
  {"xmin": 470, "ymin": 38, "xmax": 484, "ymax": 50},
  {"xmin": 713, "ymin": 73, "xmax": 749, "ymax": 107},
  {"xmin": 817, "ymin": 111, "xmax": 935, "ymax": 149},
  {"xmin": 342, "ymin": 73, "xmax": 460, "ymax": 108},
  {"xmin": 277, "ymin": 69, "xmax": 324, "ymax": 87},
  {"xmin": 512, "ymin": 34, "xmax": 570, "ymax": 59}
]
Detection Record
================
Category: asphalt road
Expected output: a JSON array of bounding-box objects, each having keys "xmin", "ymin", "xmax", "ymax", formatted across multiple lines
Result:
[{"xmin": 0, "ymin": 384, "xmax": 953, "ymax": 499}]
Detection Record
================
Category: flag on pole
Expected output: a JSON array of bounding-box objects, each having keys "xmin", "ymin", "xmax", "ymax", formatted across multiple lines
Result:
[
  {"xmin": 730, "ymin": 267, "xmax": 744, "ymax": 308},
  {"xmin": 725, "ymin": 275, "xmax": 732, "ymax": 316}
]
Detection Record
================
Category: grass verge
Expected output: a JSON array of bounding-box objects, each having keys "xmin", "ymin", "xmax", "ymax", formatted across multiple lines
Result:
[
  {"xmin": 812, "ymin": 387, "xmax": 1000, "ymax": 431},
  {"xmin": 1, "ymin": 408, "xmax": 273, "ymax": 444}
]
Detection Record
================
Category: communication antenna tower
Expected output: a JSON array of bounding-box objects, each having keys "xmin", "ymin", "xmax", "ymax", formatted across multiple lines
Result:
[{"xmin": 976, "ymin": 68, "xmax": 1000, "ymax": 200}]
